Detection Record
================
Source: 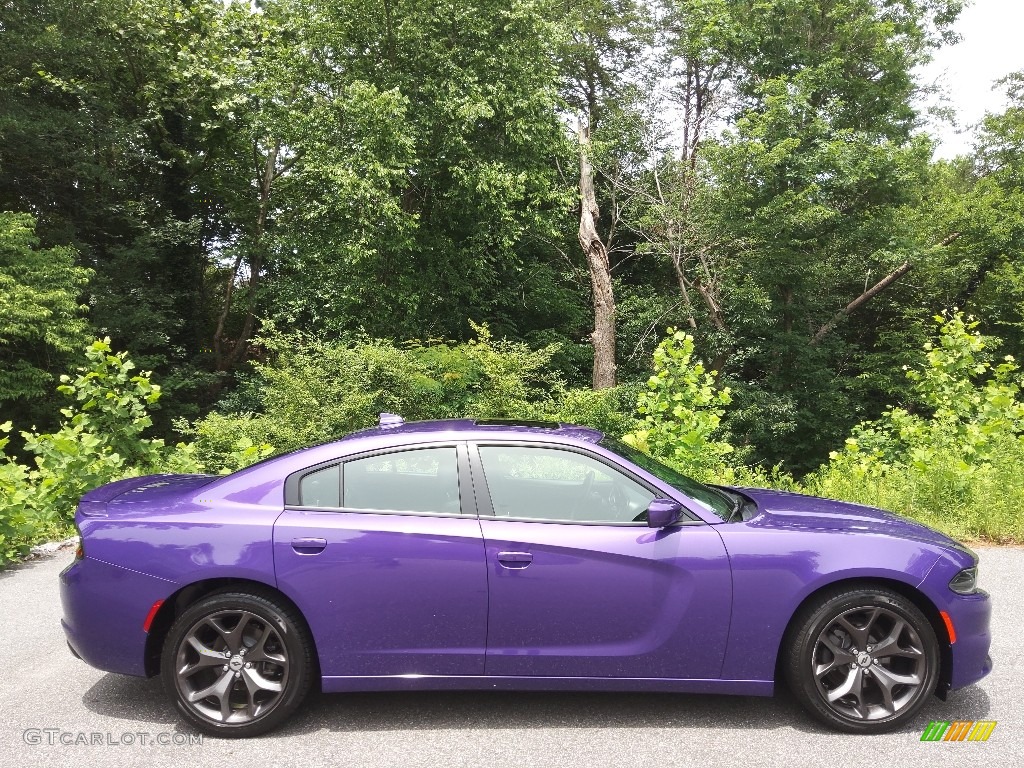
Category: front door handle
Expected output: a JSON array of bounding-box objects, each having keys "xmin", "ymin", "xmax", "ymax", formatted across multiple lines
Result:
[
  {"xmin": 291, "ymin": 537, "xmax": 327, "ymax": 554},
  {"xmin": 496, "ymin": 551, "xmax": 533, "ymax": 569}
]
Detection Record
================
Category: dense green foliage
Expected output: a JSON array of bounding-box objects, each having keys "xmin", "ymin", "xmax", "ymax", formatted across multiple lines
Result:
[
  {"xmin": 623, "ymin": 329, "xmax": 734, "ymax": 478},
  {"xmin": 185, "ymin": 322, "xmax": 638, "ymax": 471},
  {"xmin": 4, "ymin": 312, "xmax": 1024, "ymax": 566},
  {"xmin": 0, "ymin": 339, "xmax": 187, "ymax": 562},
  {"xmin": 3, "ymin": 1, "xmax": 1024, "ymax": 563},
  {"xmin": 0, "ymin": 213, "xmax": 91, "ymax": 424},
  {"xmin": 809, "ymin": 314, "xmax": 1024, "ymax": 542}
]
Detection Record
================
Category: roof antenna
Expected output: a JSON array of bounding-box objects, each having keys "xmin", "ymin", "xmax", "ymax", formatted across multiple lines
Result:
[{"xmin": 378, "ymin": 413, "xmax": 405, "ymax": 428}]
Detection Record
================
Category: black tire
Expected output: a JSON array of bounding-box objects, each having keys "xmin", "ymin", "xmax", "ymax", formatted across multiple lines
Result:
[
  {"xmin": 784, "ymin": 586, "xmax": 939, "ymax": 734},
  {"xmin": 160, "ymin": 591, "xmax": 314, "ymax": 737}
]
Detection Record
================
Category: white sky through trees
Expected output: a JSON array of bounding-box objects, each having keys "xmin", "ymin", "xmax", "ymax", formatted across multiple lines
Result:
[{"xmin": 919, "ymin": 0, "xmax": 1024, "ymax": 159}]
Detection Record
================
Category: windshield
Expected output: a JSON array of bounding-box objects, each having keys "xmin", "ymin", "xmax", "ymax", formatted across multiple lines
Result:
[{"xmin": 599, "ymin": 437, "xmax": 733, "ymax": 520}]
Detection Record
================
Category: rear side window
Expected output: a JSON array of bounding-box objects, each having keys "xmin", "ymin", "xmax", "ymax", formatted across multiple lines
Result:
[
  {"xmin": 299, "ymin": 464, "xmax": 340, "ymax": 508},
  {"xmin": 343, "ymin": 447, "xmax": 461, "ymax": 514}
]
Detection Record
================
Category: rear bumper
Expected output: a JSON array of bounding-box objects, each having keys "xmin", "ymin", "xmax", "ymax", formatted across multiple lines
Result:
[{"xmin": 60, "ymin": 557, "xmax": 173, "ymax": 677}]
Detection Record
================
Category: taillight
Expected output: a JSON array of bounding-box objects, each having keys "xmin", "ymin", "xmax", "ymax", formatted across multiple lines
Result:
[{"xmin": 73, "ymin": 523, "xmax": 84, "ymax": 560}]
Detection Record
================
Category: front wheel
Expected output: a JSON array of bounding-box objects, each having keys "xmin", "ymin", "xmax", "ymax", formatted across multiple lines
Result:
[
  {"xmin": 785, "ymin": 586, "xmax": 939, "ymax": 733},
  {"xmin": 161, "ymin": 591, "xmax": 314, "ymax": 737}
]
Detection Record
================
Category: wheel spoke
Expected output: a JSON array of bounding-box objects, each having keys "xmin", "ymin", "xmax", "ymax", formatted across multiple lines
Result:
[
  {"xmin": 208, "ymin": 611, "xmax": 254, "ymax": 654},
  {"xmin": 246, "ymin": 622, "xmax": 286, "ymax": 664},
  {"xmin": 871, "ymin": 619, "xmax": 922, "ymax": 659},
  {"xmin": 862, "ymin": 607, "xmax": 882, "ymax": 637},
  {"xmin": 826, "ymin": 667, "xmax": 867, "ymax": 718},
  {"xmin": 243, "ymin": 666, "xmax": 284, "ymax": 695},
  {"xmin": 835, "ymin": 615, "xmax": 869, "ymax": 649},
  {"xmin": 871, "ymin": 663, "xmax": 921, "ymax": 715},
  {"xmin": 187, "ymin": 669, "xmax": 235, "ymax": 721},
  {"xmin": 814, "ymin": 635, "xmax": 856, "ymax": 678},
  {"xmin": 238, "ymin": 667, "xmax": 282, "ymax": 719},
  {"xmin": 179, "ymin": 635, "xmax": 228, "ymax": 677}
]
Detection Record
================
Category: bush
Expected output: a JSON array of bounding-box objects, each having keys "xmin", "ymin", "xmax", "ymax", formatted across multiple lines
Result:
[
  {"xmin": 0, "ymin": 424, "xmax": 35, "ymax": 563},
  {"xmin": 807, "ymin": 313, "xmax": 1024, "ymax": 542},
  {"xmin": 183, "ymin": 323, "xmax": 610, "ymax": 470},
  {"xmin": 8, "ymin": 313, "xmax": 1019, "ymax": 570},
  {"xmin": 0, "ymin": 339, "xmax": 213, "ymax": 565},
  {"xmin": 17, "ymin": 339, "xmax": 202, "ymax": 525},
  {"xmin": 533, "ymin": 384, "xmax": 642, "ymax": 438},
  {"xmin": 621, "ymin": 329, "xmax": 735, "ymax": 479}
]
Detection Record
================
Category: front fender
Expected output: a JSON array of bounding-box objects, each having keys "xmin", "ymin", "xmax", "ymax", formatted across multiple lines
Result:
[{"xmin": 716, "ymin": 526, "xmax": 942, "ymax": 682}]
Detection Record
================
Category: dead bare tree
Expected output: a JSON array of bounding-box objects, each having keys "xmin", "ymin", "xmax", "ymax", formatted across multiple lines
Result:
[
  {"xmin": 809, "ymin": 233, "xmax": 961, "ymax": 346},
  {"xmin": 578, "ymin": 121, "xmax": 618, "ymax": 389}
]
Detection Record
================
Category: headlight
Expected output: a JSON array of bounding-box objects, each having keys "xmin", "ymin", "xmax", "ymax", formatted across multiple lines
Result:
[{"xmin": 949, "ymin": 566, "xmax": 978, "ymax": 594}]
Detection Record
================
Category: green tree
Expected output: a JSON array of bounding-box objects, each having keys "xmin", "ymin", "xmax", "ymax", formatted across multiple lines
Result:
[
  {"xmin": 950, "ymin": 74, "xmax": 1024, "ymax": 360},
  {"xmin": 623, "ymin": 328, "xmax": 733, "ymax": 477},
  {"xmin": 653, "ymin": 0, "xmax": 962, "ymax": 470},
  {"xmin": 0, "ymin": 212, "xmax": 90, "ymax": 422},
  {"xmin": 0, "ymin": 0, "xmax": 232, "ymax": 426},
  {"xmin": 252, "ymin": 0, "xmax": 575, "ymax": 349}
]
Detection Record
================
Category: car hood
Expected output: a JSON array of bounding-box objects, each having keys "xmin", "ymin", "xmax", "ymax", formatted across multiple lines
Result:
[{"xmin": 736, "ymin": 487, "xmax": 966, "ymax": 551}]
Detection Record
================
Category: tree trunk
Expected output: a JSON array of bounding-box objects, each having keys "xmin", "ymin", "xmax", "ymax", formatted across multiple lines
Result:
[
  {"xmin": 213, "ymin": 138, "xmax": 280, "ymax": 370},
  {"xmin": 578, "ymin": 122, "xmax": 616, "ymax": 389},
  {"xmin": 810, "ymin": 261, "xmax": 913, "ymax": 346}
]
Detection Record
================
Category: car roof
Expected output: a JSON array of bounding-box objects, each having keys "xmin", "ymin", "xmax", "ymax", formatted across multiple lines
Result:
[
  {"xmin": 203, "ymin": 418, "xmax": 611, "ymax": 502},
  {"xmin": 215, "ymin": 417, "xmax": 608, "ymax": 489},
  {"xmin": 342, "ymin": 418, "xmax": 604, "ymax": 445}
]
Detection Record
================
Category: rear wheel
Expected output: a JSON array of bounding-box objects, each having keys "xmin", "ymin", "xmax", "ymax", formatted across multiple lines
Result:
[
  {"xmin": 785, "ymin": 586, "xmax": 939, "ymax": 733},
  {"xmin": 161, "ymin": 592, "xmax": 313, "ymax": 737}
]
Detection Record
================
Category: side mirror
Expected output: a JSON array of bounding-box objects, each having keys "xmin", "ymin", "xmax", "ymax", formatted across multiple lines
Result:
[{"xmin": 646, "ymin": 498, "xmax": 683, "ymax": 528}]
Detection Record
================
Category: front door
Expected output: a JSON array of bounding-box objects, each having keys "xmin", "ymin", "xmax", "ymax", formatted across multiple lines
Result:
[{"xmin": 473, "ymin": 443, "xmax": 732, "ymax": 680}]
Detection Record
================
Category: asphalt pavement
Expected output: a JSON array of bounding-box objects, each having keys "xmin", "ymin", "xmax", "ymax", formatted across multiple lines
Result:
[{"xmin": 0, "ymin": 545, "xmax": 1020, "ymax": 768}]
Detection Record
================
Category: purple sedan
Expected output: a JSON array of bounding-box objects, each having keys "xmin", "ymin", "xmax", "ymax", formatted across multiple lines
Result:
[{"xmin": 60, "ymin": 416, "xmax": 992, "ymax": 737}]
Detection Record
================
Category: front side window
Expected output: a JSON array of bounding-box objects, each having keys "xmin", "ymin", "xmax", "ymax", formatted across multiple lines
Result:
[
  {"xmin": 477, "ymin": 445, "xmax": 656, "ymax": 523},
  {"xmin": 343, "ymin": 446, "xmax": 461, "ymax": 514},
  {"xmin": 598, "ymin": 437, "xmax": 733, "ymax": 520}
]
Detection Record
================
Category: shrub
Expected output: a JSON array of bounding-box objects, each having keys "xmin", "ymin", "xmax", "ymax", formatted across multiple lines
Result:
[
  {"xmin": 622, "ymin": 329, "xmax": 735, "ymax": 479},
  {"xmin": 184, "ymin": 323, "xmax": 572, "ymax": 469},
  {"xmin": 17, "ymin": 339, "xmax": 193, "ymax": 527},
  {"xmin": 807, "ymin": 313, "xmax": 1024, "ymax": 542},
  {"xmin": 534, "ymin": 384, "xmax": 642, "ymax": 438},
  {"xmin": 0, "ymin": 339, "xmax": 218, "ymax": 561},
  {"xmin": 0, "ymin": 423, "xmax": 34, "ymax": 564}
]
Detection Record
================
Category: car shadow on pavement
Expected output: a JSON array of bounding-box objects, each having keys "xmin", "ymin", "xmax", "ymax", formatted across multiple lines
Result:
[
  {"xmin": 82, "ymin": 674, "xmax": 992, "ymax": 738},
  {"xmin": 83, "ymin": 674, "xmax": 178, "ymax": 726}
]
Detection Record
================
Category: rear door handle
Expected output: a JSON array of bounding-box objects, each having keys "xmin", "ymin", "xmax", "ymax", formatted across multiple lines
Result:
[
  {"xmin": 291, "ymin": 537, "xmax": 327, "ymax": 554},
  {"xmin": 496, "ymin": 551, "xmax": 533, "ymax": 569}
]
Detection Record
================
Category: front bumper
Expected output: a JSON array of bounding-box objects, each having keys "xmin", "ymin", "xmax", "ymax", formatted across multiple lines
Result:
[{"xmin": 947, "ymin": 589, "xmax": 993, "ymax": 690}]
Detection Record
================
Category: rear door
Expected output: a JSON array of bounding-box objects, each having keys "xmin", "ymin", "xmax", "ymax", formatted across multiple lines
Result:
[
  {"xmin": 472, "ymin": 442, "xmax": 732, "ymax": 680},
  {"xmin": 274, "ymin": 442, "xmax": 488, "ymax": 678}
]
